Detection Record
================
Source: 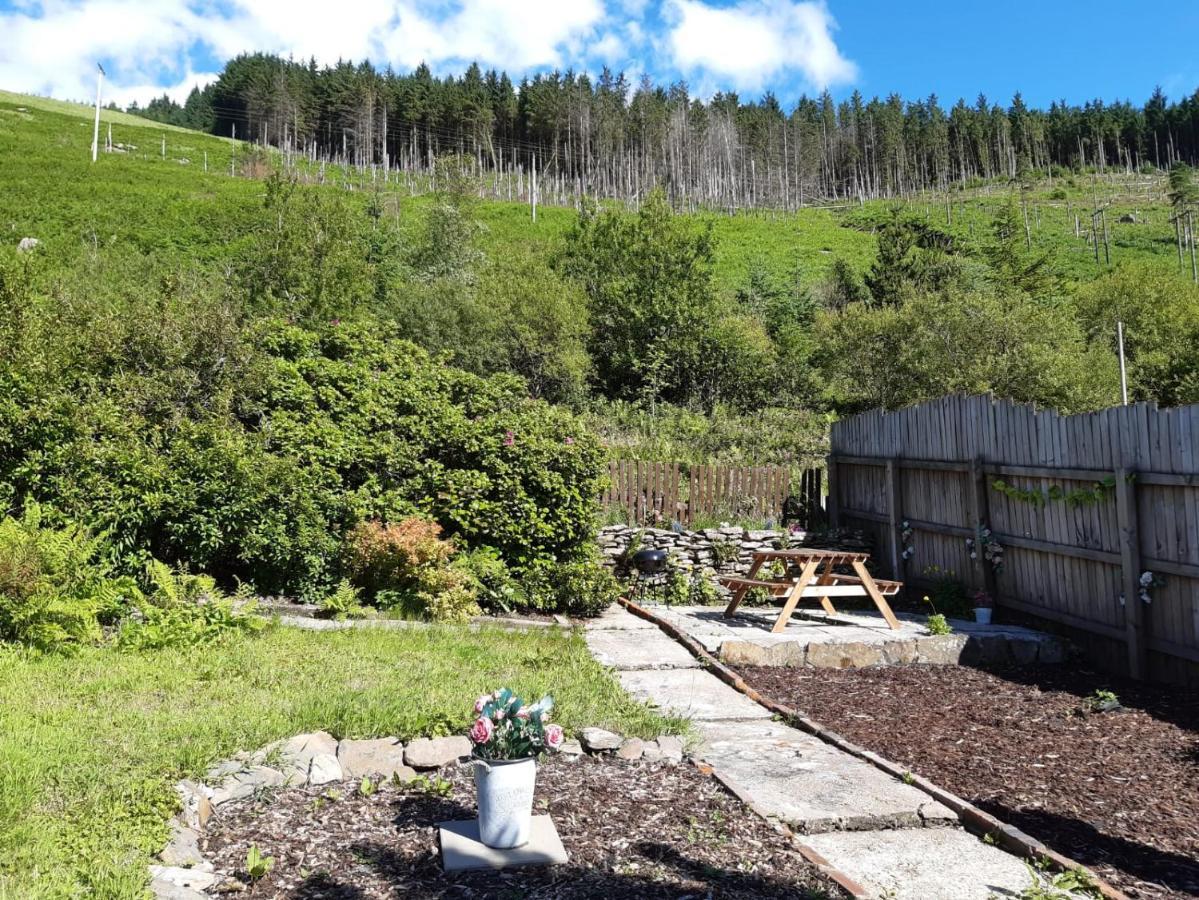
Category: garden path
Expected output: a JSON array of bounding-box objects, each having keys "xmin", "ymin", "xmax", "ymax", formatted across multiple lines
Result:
[{"xmin": 584, "ymin": 605, "xmax": 1037, "ymax": 900}]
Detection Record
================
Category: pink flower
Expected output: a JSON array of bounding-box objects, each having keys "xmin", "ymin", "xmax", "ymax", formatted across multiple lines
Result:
[
  {"xmin": 503, "ymin": 430, "xmax": 515, "ymax": 447},
  {"xmin": 469, "ymin": 716, "xmax": 494, "ymax": 744},
  {"xmin": 564, "ymin": 436, "xmax": 575, "ymax": 445},
  {"xmin": 515, "ymin": 708, "xmax": 530, "ymax": 720},
  {"xmin": 492, "ymin": 708, "xmax": 505, "ymax": 721},
  {"xmin": 473, "ymin": 695, "xmax": 489, "ymax": 714},
  {"xmin": 544, "ymin": 724, "xmax": 564, "ymax": 750}
]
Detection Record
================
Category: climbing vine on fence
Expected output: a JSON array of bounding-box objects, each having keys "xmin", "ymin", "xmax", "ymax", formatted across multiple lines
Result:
[{"xmin": 990, "ymin": 476, "xmax": 1122, "ymax": 509}]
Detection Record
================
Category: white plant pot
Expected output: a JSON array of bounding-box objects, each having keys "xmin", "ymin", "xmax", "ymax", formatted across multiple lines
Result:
[
  {"xmin": 474, "ymin": 757, "xmax": 537, "ymax": 849},
  {"xmin": 974, "ymin": 608, "xmax": 993, "ymax": 625}
]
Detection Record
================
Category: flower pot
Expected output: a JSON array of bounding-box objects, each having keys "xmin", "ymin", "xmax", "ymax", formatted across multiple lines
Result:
[
  {"xmin": 474, "ymin": 757, "xmax": 537, "ymax": 849},
  {"xmin": 974, "ymin": 607, "xmax": 993, "ymax": 625}
]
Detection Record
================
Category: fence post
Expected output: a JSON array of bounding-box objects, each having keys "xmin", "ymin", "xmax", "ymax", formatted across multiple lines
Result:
[
  {"xmin": 826, "ymin": 455, "xmax": 840, "ymax": 529},
  {"xmin": 886, "ymin": 459, "xmax": 903, "ymax": 579},
  {"xmin": 968, "ymin": 457, "xmax": 996, "ymax": 597},
  {"xmin": 1116, "ymin": 467, "xmax": 1146, "ymax": 680}
]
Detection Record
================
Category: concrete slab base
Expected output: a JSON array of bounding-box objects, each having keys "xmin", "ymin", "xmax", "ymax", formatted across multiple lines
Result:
[
  {"xmin": 617, "ymin": 667, "xmax": 772, "ymax": 721},
  {"xmin": 647, "ymin": 606, "xmax": 1068, "ymax": 670},
  {"xmin": 802, "ymin": 827, "xmax": 1035, "ymax": 899},
  {"xmin": 439, "ymin": 816, "xmax": 568, "ymax": 871}
]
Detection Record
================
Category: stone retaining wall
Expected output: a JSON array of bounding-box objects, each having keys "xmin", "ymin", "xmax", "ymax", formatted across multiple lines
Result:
[{"xmin": 596, "ymin": 524, "xmax": 790, "ymax": 576}]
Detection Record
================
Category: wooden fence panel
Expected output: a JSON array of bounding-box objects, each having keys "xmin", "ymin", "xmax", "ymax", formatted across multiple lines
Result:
[
  {"xmin": 605, "ymin": 460, "xmax": 803, "ymax": 527},
  {"xmin": 830, "ymin": 394, "xmax": 1199, "ymax": 685}
]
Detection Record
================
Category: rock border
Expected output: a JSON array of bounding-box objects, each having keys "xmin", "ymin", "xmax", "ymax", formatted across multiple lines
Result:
[
  {"xmin": 618, "ymin": 596, "xmax": 1130, "ymax": 900},
  {"xmin": 150, "ymin": 727, "xmax": 686, "ymax": 898}
]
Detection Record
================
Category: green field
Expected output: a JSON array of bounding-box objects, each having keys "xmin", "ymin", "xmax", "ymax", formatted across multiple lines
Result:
[{"xmin": 3, "ymin": 90, "xmax": 1185, "ymax": 299}]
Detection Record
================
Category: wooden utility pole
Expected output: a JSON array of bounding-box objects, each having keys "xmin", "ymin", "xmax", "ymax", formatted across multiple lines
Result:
[{"xmin": 91, "ymin": 63, "xmax": 105, "ymax": 163}]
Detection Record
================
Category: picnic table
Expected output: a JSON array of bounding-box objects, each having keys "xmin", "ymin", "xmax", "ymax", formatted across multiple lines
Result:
[{"xmin": 719, "ymin": 548, "xmax": 902, "ymax": 634}]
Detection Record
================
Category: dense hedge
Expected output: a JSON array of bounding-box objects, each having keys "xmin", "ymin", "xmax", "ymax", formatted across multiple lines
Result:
[{"xmin": 0, "ymin": 310, "xmax": 606, "ymax": 600}]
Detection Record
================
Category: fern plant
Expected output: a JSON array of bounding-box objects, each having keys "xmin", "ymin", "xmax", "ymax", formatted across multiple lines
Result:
[{"xmin": 0, "ymin": 503, "xmax": 141, "ymax": 652}]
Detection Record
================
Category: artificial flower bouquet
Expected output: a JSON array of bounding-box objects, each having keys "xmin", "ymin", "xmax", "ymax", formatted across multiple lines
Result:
[{"xmin": 468, "ymin": 688, "xmax": 564, "ymax": 761}]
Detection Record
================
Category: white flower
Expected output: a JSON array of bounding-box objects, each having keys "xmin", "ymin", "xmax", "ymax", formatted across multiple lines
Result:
[{"xmin": 1140, "ymin": 571, "xmax": 1154, "ymax": 587}]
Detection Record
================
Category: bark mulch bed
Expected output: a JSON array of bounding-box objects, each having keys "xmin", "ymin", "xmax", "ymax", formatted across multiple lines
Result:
[
  {"xmin": 203, "ymin": 755, "xmax": 841, "ymax": 899},
  {"xmin": 736, "ymin": 662, "xmax": 1199, "ymax": 900}
]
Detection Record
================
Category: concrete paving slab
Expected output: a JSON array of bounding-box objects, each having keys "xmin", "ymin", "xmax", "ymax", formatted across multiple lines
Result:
[
  {"xmin": 802, "ymin": 827, "xmax": 1034, "ymax": 899},
  {"xmin": 584, "ymin": 627, "xmax": 700, "ymax": 669},
  {"xmin": 439, "ymin": 816, "xmax": 568, "ymax": 871},
  {"xmin": 696, "ymin": 719, "xmax": 957, "ymax": 833},
  {"xmin": 617, "ymin": 668, "xmax": 772, "ymax": 721},
  {"xmin": 585, "ymin": 606, "xmax": 656, "ymax": 630}
]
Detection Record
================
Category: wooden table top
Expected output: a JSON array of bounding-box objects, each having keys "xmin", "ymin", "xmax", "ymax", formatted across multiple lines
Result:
[{"xmin": 751, "ymin": 548, "xmax": 870, "ymax": 563}]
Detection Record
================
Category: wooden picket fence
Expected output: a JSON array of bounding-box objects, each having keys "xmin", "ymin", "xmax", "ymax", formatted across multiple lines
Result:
[
  {"xmin": 828, "ymin": 393, "xmax": 1199, "ymax": 685},
  {"xmin": 602, "ymin": 460, "xmax": 810, "ymax": 527}
]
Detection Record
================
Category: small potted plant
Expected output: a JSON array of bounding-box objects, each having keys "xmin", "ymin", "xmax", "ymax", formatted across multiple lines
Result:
[
  {"xmin": 468, "ymin": 688, "xmax": 564, "ymax": 849},
  {"xmin": 972, "ymin": 590, "xmax": 994, "ymax": 625}
]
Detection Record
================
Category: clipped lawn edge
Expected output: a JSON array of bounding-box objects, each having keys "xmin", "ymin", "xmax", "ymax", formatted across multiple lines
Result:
[{"xmin": 618, "ymin": 597, "xmax": 1129, "ymax": 900}]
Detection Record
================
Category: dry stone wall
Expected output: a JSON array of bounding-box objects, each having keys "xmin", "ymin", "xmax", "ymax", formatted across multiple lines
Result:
[{"xmin": 596, "ymin": 524, "xmax": 791, "ymax": 576}]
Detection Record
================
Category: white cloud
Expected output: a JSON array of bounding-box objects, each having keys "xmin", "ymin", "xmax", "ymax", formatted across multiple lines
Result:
[
  {"xmin": 0, "ymin": 0, "xmax": 856, "ymax": 107},
  {"xmin": 666, "ymin": 0, "xmax": 856, "ymax": 93},
  {"xmin": 0, "ymin": 0, "xmax": 605, "ymax": 103}
]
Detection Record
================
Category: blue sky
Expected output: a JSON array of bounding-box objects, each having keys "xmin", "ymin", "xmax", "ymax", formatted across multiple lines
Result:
[{"xmin": 1, "ymin": 0, "xmax": 1196, "ymax": 110}]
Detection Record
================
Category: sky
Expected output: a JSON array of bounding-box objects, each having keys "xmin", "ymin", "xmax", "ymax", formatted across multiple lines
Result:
[{"xmin": 1, "ymin": 0, "xmax": 1197, "ymax": 111}]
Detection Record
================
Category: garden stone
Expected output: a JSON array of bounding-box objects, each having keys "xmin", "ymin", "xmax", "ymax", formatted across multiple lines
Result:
[
  {"xmin": 915, "ymin": 635, "xmax": 968, "ymax": 664},
  {"xmin": 1009, "ymin": 638, "xmax": 1040, "ymax": 666},
  {"xmin": 881, "ymin": 640, "xmax": 919, "ymax": 665},
  {"xmin": 641, "ymin": 740, "xmax": 662, "ymax": 762},
  {"xmin": 616, "ymin": 738, "xmax": 644, "ymax": 760},
  {"xmin": 1037, "ymin": 637, "xmax": 1066, "ymax": 664},
  {"xmin": 210, "ymin": 766, "xmax": 287, "ymax": 805},
  {"xmin": 559, "ymin": 738, "xmax": 584, "ymax": 756},
  {"xmin": 806, "ymin": 641, "xmax": 884, "ymax": 669},
  {"xmin": 159, "ymin": 822, "xmax": 202, "ymax": 867},
  {"xmin": 174, "ymin": 781, "xmax": 213, "ymax": 830},
  {"xmin": 150, "ymin": 880, "xmax": 209, "ymax": 900},
  {"xmin": 307, "ymin": 752, "xmax": 343, "ymax": 785},
  {"xmin": 206, "ymin": 759, "xmax": 241, "ymax": 780},
  {"xmin": 279, "ymin": 731, "xmax": 338, "ymax": 783},
  {"xmin": 579, "ymin": 727, "xmax": 622, "ymax": 752},
  {"xmin": 16, "ymin": 237, "xmax": 39, "ymax": 253},
  {"xmin": 336, "ymin": 738, "xmax": 409, "ymax": 779},
  {"xmin": 403, "ymin": 736, "xmax": 472, "ymax": 769},
  {"xmin": 656, "ymin": 735, "xmax": 685, "ymax": 762},
  {"xmin": 148, "ymin": 865, "xmax": 217, "ymax": 892}
]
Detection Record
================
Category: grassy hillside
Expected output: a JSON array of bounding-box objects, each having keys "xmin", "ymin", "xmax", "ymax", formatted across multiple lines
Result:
[{"xmin": 1, "ymin": 89, "xmax": 1186, "ymax": 297}]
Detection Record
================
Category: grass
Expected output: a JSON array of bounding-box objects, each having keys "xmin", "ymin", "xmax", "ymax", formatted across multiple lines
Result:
[
  {"xmin": 0, "ymin": 623, "xmax": 682, "ymax": 899},
  {"xmin": 3, "ymin": 88, "xmax": 1187, "ymax": 310}
]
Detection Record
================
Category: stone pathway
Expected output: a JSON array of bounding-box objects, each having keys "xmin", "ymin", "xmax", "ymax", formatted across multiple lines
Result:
[{"xmin": 584, "ymin": 605, "xmax": 1037, "ymax": 900}]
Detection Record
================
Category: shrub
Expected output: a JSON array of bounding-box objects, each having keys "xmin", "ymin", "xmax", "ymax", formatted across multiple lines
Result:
[
  {"xmin": 525, "ymin": 557, "xmax": 621, "ymax": 618},
  {"xmin": 344, "ymin": 518, "xmax": 454, "ymax": 598},
  {"xmin": 453, "ymin": 547, "xmax": 524, "ymax": 614},
  {"xmin": 343, "ymin": 517, "xmax": 480, "ymax": 623},
  {"xmin": 115, "ymin": 561, "xmax": 266, "ymax": 650},
  {"xmin": 0, "ymin": 504, "xmax": 140, "ymax": 652}
]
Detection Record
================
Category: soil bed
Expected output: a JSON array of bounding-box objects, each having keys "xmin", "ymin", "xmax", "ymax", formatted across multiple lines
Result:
[
  {"xmin": 736, "ymin": 662, "xmax": 1199, "ymax": 899},
  {"xmin": 203, "ymin": 754, "xmax": 839, "ymax": 898}
]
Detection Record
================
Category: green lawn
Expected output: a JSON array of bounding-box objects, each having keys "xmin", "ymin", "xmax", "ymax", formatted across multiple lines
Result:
[{"xmin": 0, "ymin": 623, "xmax": 679, "ymax": 899}]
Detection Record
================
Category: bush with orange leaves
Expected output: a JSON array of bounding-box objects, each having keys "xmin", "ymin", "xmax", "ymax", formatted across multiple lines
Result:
[{"xmin": 343, "ymin": 518, "xmax": 479, "ymax": 622}]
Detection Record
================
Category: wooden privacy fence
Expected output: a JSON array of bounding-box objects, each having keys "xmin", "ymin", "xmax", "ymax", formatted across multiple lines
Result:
[
  {"xmin": 828, "ymin": 394, "xmax": 1199, "ymax": 684},
  {"xmin": 603, "ymin": 461, "xmax": 819, "ymax": 527}
]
